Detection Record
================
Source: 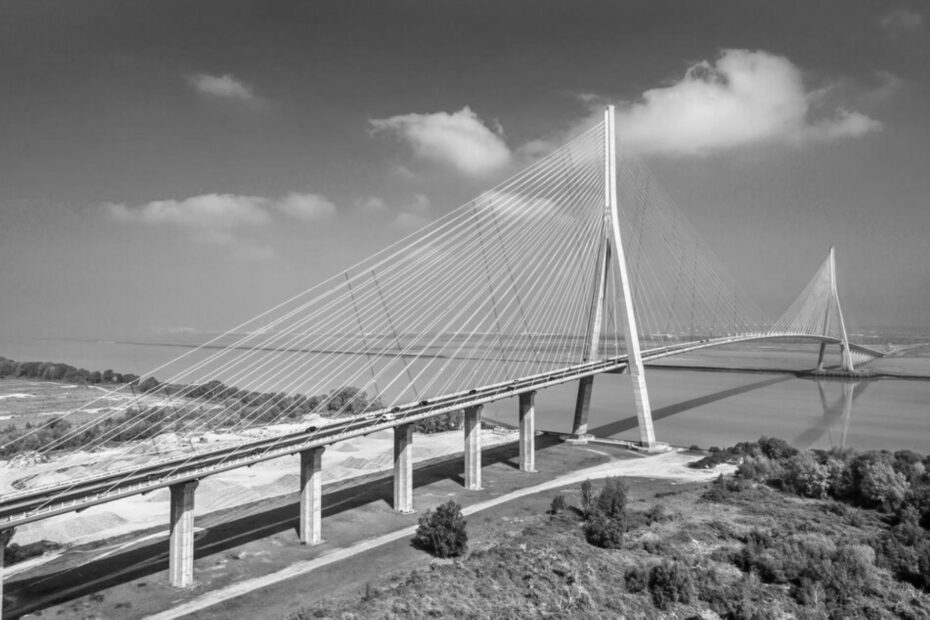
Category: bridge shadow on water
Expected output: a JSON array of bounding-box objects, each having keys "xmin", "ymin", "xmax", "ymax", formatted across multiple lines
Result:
[
  {"xmin": 587, "ymin": 375, "xmax": 795, "ymax": 438},
  {"xmin": 4, "ymin": 435, "xmax": 562, "ymax": 618}
]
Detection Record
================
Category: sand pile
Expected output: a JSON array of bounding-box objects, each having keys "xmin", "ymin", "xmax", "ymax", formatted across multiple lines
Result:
[{"xmin": 10, "ymin": 428, "xmax": 518, "ymax": 546}]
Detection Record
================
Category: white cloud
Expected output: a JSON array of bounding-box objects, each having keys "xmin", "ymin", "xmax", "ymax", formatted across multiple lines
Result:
[
  {"xmin": 107, "ymin": 193, "xmax": 270, "ymax": 228},
  {"xmin": 275, "ymin": 192, "xmax": 336, "ymax": 220},
  {"xmin": 357, "ymin": 196, "xmax": 388, "ymax": 212},
  {"xmin": 881, "ymin": 9, "xmax": 923, "ymax": 35},
  {"xmin": 395, "ymin": 194, "xmax": 432, "ymax": 228},
  {"xmin": 610, "ymin": 49, "xmax": 881, "ymax": 156},
  {"xmin": 107, "ymin": 192, "xmax": 337, "ymax": 228},
  {"xmin": 370, "ymin": 107, "xmax": 512, "ymax": 177},
  {"xmin": 187, "ymin": 73, "xmax": 257, "ymax": 102}
]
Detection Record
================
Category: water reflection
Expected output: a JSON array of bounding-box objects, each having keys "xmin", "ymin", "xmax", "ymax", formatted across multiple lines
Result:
[{"xmin": 792, "ymin": 378, "xmax": 869, "ymax": 451}]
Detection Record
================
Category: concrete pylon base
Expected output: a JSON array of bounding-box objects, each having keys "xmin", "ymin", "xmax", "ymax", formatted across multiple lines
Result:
[
  {"xmin": 562, "ymin": 433, "xmax": 595, "ymax": 445},
  {"xmin": 630, "ymin": 441, "xmax": 672, "ymax": 454},
  {"xmin": 299, "ymin": 447, "xmax": 325, "ymax": 545},
  {"xmin": 393, "ymin": 424, "xmax": 414, "ymax": 513},
  {"xmin": 463, "ymin": 405, "xmax": 483, "ymax": 490},
  {"xmin": 168, "ymin": 480, "xmax": 199, "ymax": 588}
]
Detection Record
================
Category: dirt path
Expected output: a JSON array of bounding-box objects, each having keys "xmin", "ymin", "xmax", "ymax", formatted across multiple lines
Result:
[{"xmin": 148, "ymin": 449, "xmax": 726, "ymax": 620}]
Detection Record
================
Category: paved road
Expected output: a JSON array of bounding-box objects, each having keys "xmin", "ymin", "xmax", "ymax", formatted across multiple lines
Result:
[{"xmin": 147, "ymin": 449, "xmax": 726, "ymax": 620}]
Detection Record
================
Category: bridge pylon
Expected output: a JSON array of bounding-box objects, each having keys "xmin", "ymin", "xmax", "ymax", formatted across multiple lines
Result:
[
  {"xmin": 772, "ymin": 246, "xmax": 856, "ymax": 372},
  {"xmin": 570, "ymin": 105, "xmax": 656, "ymax": 448}
]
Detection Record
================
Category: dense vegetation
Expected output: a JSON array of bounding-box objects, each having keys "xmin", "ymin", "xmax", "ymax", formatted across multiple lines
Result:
[
  {"xmin": 293, "ymin": 439, "xmax": 930, "ymax": 619},
  {"xmin": 0, "ymin": 354, "xmax": 469, "ymax": 459},
  {"xmin": 0, "ymin": 356, "xmax": 139, "ymax": 386},
  {"xmin": 412, "ymin": 500, "xmax": 468, "ymax": 558},
  {"xmin": 692, "ymin": 436, "xmax": 930, "ymax": 592}
]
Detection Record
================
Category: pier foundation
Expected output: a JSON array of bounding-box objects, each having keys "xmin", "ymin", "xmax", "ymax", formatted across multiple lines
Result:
[
  {"xmin": 519, "ymin": 391, "xmax": 536, "ymax": 472},
  {"xmin": 393, "ymin": 424, "xmax": 414, "ymax": 513},
  {"xmin": 569, "ymin": 375, "xmax": 595, "ymax": 442},
  {"xmin": 464, "ymin": 405, "xmax": 483, "ymax": 490},
  {"xmin": 299, "ymin": 447, "xmax": 325, "ymax": 545},
  {"xmin": 168, "ymin": 480, "xmax": 198, "ymax": 588}
]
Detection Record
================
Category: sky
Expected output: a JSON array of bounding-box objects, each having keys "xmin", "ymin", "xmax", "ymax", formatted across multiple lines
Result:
[{"xmin": 0, "ymin": 0, "xmax": 928, "ymax": 341}]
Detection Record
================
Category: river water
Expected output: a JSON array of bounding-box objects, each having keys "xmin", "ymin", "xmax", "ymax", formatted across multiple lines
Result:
[{"xmin": 1, "ymin": 336, "xmax": 928, "ymax": 454}]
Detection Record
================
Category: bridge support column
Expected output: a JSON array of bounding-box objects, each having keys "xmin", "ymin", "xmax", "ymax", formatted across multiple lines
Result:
[
  {"xmin": 169, "ymin": 480, "xmax": 198, "ymax": 588},
  {"xmin": 571, "ymin": 376, "xmax": 594, "ymax": 439},
  {"xmin": 464, "ymin": 405, "xmax": 483, "ymax": 490},
  {"xmin": 0, "ymin": 528, "xmax": 14, "ymax": 613},
  {"xmin": 299, "ymin": 446, "xmax": 325, "ymax": 544},
  {"xmin": 816, "ymin": 342, "xmax": 828, "ymax": 370},
  {"xmin": 394, "ymin": 424, "xmax": 414, "ymax": 513},
  {"xmin": 519, "ymin": 391, "xmax": 536, "ymax": 472}
]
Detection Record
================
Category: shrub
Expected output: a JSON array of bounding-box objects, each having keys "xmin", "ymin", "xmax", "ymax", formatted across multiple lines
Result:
[
  {"xmin": 625, "ymin": 565, "xmax": 648, "ymax": 592},
  {"xmin": 736, "ymin": 455, "xmax": 783, "ymax": 483},
  {"xmin": 783, "ymin": 452, "xmax": 831, "ymax": 499},
  {"xmin": 549, "ymin": 494, "xmax": 567, "ymax": 515},
  {"xmin": 644, "ymin": 503, "xmax": 671, "ymax": 524},
  {"xmin": 860, "ymin": 461, "xmax": 910, "ymax": 512},
  {"xmin": 580, "ymin": 479, "xmax": 594, "ymax": 516},
  {"xmin": 647, "ymin": 561, "xmax": 693, "ymax": 610},
  {"xmin": 593, "ymin": 478, "xmax": 627, "ymax": 519},
  {"xmin": 756, "ymin": 436, "xmax": 798, "ymax": 461},
  {"xmin": 412, "ymin": 500, "xmax": 468, "ymax": 558},
  {"xmin": 584, "ymin": 511, "xmax": 624, "ymax": 548}
]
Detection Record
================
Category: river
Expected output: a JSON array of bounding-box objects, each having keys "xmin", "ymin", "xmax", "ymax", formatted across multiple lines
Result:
[{"xmin": 1, "ymin": 335, "xmax": 928, "ymax": 454}]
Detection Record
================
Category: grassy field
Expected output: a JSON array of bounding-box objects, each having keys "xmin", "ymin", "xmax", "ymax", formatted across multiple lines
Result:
[{"xmin": 294, "ymin": 475, "xmax": 930, "ymax": 619}]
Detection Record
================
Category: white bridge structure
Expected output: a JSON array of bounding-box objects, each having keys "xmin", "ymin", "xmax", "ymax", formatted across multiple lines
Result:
[{"xmin": 0, "ymin": 107, "xmax": 886, "ymax": 603}]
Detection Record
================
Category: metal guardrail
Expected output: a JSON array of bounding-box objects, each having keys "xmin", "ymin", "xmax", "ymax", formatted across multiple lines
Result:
[{"xmin": 0, "ymin": 332, "xmax": 881, "ymax": 528}]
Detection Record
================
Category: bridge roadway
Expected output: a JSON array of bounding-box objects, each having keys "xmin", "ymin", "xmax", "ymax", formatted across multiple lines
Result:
[{"xmin": 0, "ymin": 332, "xmax": 883, "ymax": 529}]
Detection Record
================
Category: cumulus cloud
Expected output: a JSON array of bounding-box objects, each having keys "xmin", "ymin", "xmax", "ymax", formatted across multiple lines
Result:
[
  {"xmin": 275, "ymin": 192, "xmax": 336, "ymax": 220},
  {"xmin": 107, "ymin": 193, "xmax": 270, "ymax": 228},
  {"xmin": 881, "ymin": 9, "xmax": 923, "ymax": 35},
  {"xmin": 612, "ymin": 49, "xmax": 882, "ymax": 156},
  {"xmin": 395, "ymin": 194, "xmax": 432, "ymax": 228},
  {"xmin": 107, "ymin": 192, "xmax": 337, "ymax": 228},
  {"xmin": 187, "ymin": 73, "xmax": 258, "ymax": 103},
  {"xmin": 106, "ymin": 191, "xmax": 338, "ymax": 259},
  {"xmin": 357, "ymin": 196, "xmax": 388, "ymax": 212},
  {"xmin": 370, "ymin": 107, "xmax": 512, "ymax": 177}
]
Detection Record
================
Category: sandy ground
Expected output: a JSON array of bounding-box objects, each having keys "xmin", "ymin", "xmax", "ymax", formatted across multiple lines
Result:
[
  {"xmin": 148, "ymin": 448, "xmax": 730, "ymax": 620},
  {"xmin": 8, "ymin": 426, "xmax": 519, "ymax": 547}
]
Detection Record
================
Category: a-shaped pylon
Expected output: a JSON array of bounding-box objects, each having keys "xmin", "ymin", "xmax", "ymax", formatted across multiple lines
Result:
[{"xmin": 769, "ymin": 247, "xmax": 854, "ymax": 371}]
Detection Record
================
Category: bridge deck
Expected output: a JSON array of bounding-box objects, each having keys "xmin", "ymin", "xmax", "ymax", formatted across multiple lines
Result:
[{"xmin": 0, "ymin": 333, "xmax": 883, "ymax": 528}]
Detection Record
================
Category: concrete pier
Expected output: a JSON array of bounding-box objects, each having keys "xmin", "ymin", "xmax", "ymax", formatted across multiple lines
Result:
[
  {"xmin": 519, "ymin": 391, "xmax": 536, "ymax": 472},
  {"xmin": 299, "ymin": 447, "xmax": 325, "ymax": 544},
  {"xmin": 464, "ymin": 405, "xmax": 483, "ymax": 490},
  {"xmin": 816, "ymin": 341, "xmax": 827, "ymax": 370},
  {"xmin": 393, "ymin": 424, "xmax": 414, "ymax": 513},
  {"xmin": 168, "ymin": 480, "xmax": 198, "ymax": 588},
  {"xmin": 0, "ymin": 528, "xmax": 14, "ymax": 614},
  {"xmin": 569, "ymin": 375, "xmax": 594, "ymax": 441}
]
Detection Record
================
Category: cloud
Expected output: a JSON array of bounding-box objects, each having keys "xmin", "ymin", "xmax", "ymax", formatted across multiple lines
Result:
[
  {"xmin": 370, "ymin": 107, "xmax": 512, "ymax": 177},
  {"xmin": 395, "ymin": 194, "xmax": 432, "ymax": 228},
  {"xmin": 107, "ymin": 192, "xmax": 337, "ymax": 228},
  {"xmin": 275, "ymin": 192, "xmax": 336, "ymax": 220},
  {"xmin": 187, "ymin": 73, "xmax": 259, "ymax": 104},
  {"xmin": 106, "ymin": 191, "xmax": 337, "ymax": 260},
  {"xmin": 107, "ymin": 193, "xmax": 270, "ymax": 228},
  {"xmin": 881, "ymin": 9, "xmax": 923, "ymax": 35},
  {"xmin": 610, "ymin": 49, "xmax": 881, "ymax": 156},
  {"xmin": 357, "ymin": 196, "xmax": 388, "ymax": 212}
]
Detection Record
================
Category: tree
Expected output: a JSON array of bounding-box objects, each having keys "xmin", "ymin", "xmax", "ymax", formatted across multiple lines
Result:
[
  {"xmin": 860, "ymin": 461, "xmax": 910, "ymax": 512},
  {"xmin": 138, "ymin": 376, "xmax": 161, "ymax": 393},
  {"xmin": 412, "ymin": 500, "xmax": 468, "ymax": 558}
]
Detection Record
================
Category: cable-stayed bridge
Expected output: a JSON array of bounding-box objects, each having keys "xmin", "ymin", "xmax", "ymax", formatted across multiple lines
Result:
[{"xmin": 0, "ymin": 107, "xmax": 887, "ymax": 595}]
